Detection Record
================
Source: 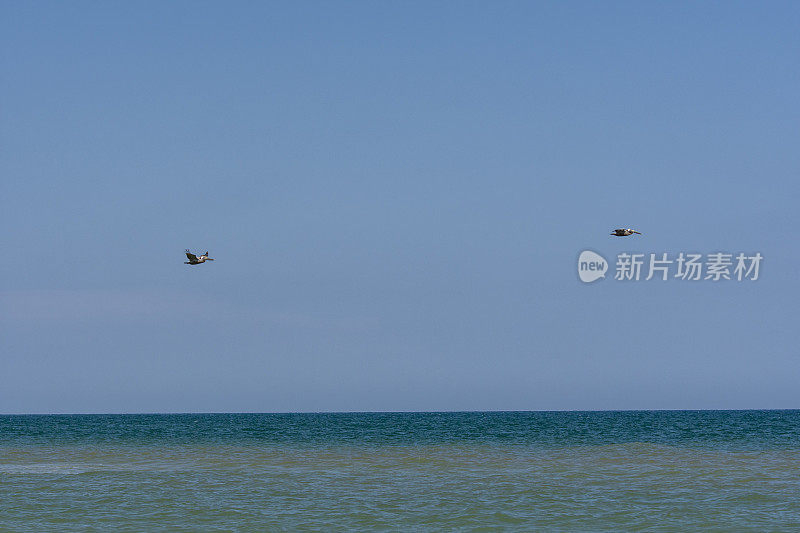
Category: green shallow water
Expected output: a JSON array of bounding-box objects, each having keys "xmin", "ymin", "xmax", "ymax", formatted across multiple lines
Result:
[{"xmin": 2, "ymin": 411, "xmax": 800, "ymax": 531}]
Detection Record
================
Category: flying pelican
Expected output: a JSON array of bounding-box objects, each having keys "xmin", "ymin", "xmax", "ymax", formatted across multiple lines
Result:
[
  {"xmin": 610, "ymin": 228, "xmax": 642, "ymax": 236},
  {"xmin": 185, "ymin": 249, "xmax": 214, "ymax": 265}
]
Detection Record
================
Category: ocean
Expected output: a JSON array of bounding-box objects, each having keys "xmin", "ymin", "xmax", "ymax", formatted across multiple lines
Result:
[{"xmin": 2, "ymin": 411, "xmax": 799, "ymax": 531}]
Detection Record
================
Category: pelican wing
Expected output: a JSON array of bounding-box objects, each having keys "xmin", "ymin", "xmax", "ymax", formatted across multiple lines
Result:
[{"xmin": 185, "ymin": 250, "xmax": 198, "ymax": 261}]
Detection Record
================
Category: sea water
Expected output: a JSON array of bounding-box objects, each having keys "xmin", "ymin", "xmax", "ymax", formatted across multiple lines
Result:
[{"xmin": 2, "ymin": 411, "xmax": 800, "ymax": 531}]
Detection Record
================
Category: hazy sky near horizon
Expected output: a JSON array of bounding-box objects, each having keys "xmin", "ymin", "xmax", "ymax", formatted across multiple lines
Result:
[{"xmin": 2, "ymin": 2, "xmax": 799, "ymax": 413}]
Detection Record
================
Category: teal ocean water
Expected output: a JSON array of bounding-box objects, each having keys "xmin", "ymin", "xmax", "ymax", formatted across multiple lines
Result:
[{"xmin": 2, "ymin": 411, "xmax": 800, "ymax": 531}]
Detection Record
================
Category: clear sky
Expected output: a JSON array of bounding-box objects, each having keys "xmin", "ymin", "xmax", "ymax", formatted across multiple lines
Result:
[{"xmin": 2, "ymin": 1, "xmax": 799, "ymax": 413}]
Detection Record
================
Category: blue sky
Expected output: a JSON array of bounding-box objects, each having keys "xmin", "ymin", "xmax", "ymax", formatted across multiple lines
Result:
[{"xmin": 2, "ymin": 2, "xmax": 799, "ymax": 413}]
